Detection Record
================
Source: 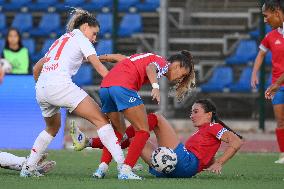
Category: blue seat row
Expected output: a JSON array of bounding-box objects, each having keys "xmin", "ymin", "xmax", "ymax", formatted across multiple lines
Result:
[
  {"xmin": 0, "ymin": 12, "xmax": 143, "ymax": 38},
  {"xmin": 0, "ymin": 0, "xmax": 159, "ymax": 12},
  {"xmin": 200, "ymin": 66, "xmax": 271, "ymax": 93}
]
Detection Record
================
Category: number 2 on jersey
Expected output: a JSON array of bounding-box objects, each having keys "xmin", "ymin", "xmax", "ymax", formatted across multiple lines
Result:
[{"xmin": 45, "ymin": 37, "xmax": 70, "ymax": 62}]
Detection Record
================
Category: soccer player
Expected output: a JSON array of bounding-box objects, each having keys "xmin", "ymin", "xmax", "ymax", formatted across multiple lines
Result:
[
  {"xmin": 72, "ymin": 99, "xmax": 243, "ymax": 178},
  {"xmin": 0, "ymin": 152, "xmax": 55, "ymax": 176},
  {"xmin": 72, "ymin": 50, "xmax": 195, "ymax": 179},
  {"xmin": 251, "ymin": 0, "xmax": 284, "ymax": 164},
  {"xmin": 20, "ymin": 9, "xmax": 125, "ymax": 177}
]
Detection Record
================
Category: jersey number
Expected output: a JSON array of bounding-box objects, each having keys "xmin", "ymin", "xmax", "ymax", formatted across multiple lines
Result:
[{"xmin": 45, "ymin": 37, "xmax": 70, "ymax": 62}]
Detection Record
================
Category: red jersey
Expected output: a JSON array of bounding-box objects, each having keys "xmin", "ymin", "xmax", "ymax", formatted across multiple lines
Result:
[
  {"xmin": 260, "ymin": 28, "xmax": 284, "ymax": 86},
  {"xmin": 185, "ymin": 123, "xmax": 228, "ymax": 172},
  {"xmin": 101, "ymin": 53, "xmax": 169, "ymax": 91}
]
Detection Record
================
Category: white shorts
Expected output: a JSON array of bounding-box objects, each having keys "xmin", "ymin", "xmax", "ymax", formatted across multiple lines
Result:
[{"xmin": 36, "ymin": 82, "xmax": 88, "ymax": 117}]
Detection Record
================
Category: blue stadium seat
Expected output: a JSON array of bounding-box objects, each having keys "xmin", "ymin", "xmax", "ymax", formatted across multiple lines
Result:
[
  {"xmin": 265, "ymin": 51, "xmax": 272, "ymax": 65},
  {"xmin": 11, "ymin": 13, "xmax": 33, "ymax": 33},
  {"xmin": 30, "ymin": 13, "xmax": 60, "ymax": 37},
  {"xmin": 72, "ymin": 64, "xmax": 93, "ymax": 86},
  {"xmin": 95, "ymin": 39, "xmax": 113, "ymax": 55},
  {"xmin": 0, "ymin": 13, "xmax": 7, "ymax": 36},
  {"xmin": 3, "ymin": 0, "xmax": 31, "ymax": 11},
  {"xmin": 136, "ymin": 0, "xmax": 160, "ymax": 12},
  {"xmin": 0, "ymin": 39, "xmax": 4, "ymax": 53},
  {"xmin": 33, "ymin": 39, "xmax": 56, "ymax": 62},
  {"xmin": 28, "ymin": 0, "xmax": 58, "ymax": 11},
  {"xmin": 200, "ymin": 66, "xmax": 233, "ymax": 92},
  {"xmin": 96, "ymin": 13, "xmax": 113, "ymax": 38},
  {"xmin": 22, "ymin": 39, "xmax": 36, "ymax": 57},
  {"xmin": 56, "ymin": 0, "xmax": 85, "ymax": 11},
  {"xmin": 82, "ymin": 0, "xmax": 112, "ymax": 12},
  {"xmin": 118, "ymin": 0, "xmax": 138, "ymax": 12},
  {"xmin": 228, "ymin": 67, "xmax": 253, "ymax": 92},
  {"xmin": 249, "ymin": 25, "xmax": 272, "ymax": 39},
  {"xmin": 225, "ymin": 40, "xmax": 258, "ymax": 65},
  {"xmin": 118, "ymin": 13, "xmax": 142, "ymax": 37}
]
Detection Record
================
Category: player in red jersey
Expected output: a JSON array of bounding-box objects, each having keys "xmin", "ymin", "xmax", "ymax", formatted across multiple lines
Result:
[
  {"xmin": 71, "ymin": 50, "xmax": 195, "ymax": 179},
  {"xmin": 72, "ymin": 99, "xmax": 243, "ymax": 178},
  {"xmin": 251, "ymin": 0, "xmax": 284, "ymax": 164},
  {"xmin": 264, "ymin": 0, "xmax": 284, "ymax": 96}
]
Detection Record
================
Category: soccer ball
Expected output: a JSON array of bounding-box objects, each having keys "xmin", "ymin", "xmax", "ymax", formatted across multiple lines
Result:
[
  {"xmin": 0, "ymin": 59, "xmax": 12, "ymax": 73},
  {"xmin": 151, "ymin": 147, "xmax": 177, "ymax": 174}
]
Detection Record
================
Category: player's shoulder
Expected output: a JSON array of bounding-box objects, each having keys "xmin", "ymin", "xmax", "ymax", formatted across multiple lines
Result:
[{"xmin": 265, "ymin": 29, "xmax": 279, "ymax": 38}]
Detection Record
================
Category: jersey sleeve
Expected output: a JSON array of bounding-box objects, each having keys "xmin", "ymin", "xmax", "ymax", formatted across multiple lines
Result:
[
  {"xmin": 151, "ymin": 56, "xmax": 169, "ymax": 78},
  {"xmin": 207, "ymin": 123, "xmax": 228, "ymax": 140},
  {"xmin": 77, "ymin": 35, "xmax": 97, "ymax": 59},
  {"xmin": 259, "ymin": 34, "xmax": 270, "ymax": 52}
]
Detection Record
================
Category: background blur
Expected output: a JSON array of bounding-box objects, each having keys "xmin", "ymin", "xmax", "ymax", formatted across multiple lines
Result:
[{"xmin": 0, "ymin": 0, "xmax": 276, "ymax": 151}]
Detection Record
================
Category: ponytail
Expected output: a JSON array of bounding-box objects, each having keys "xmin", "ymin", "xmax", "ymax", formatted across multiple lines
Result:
[{"xmin": 212, "ymin": 112, "xmax": 243, "ymax": 139}]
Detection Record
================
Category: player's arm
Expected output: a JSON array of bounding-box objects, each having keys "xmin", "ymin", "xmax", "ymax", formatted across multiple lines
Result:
[
  {"xmin": 251, "ymin": 50, "xmax": 266, "ymax": 88},
  {"xmin": 33, "ymin": 58, "xmax": 46, "ymax": 82},
  {"xmin": 146, "ymin": 63, "xmax": 160, "ymax": 104},
  {"xmin": 98, "ymin": 54, "xmax": 127, "ymax": 63},
  {"xmin": 205, "ymin": 131, "xmax": 243, "ymax": 174},
  {"xmin": 87, "ymin": 54, "xmax": 109, "ymax": 77}
]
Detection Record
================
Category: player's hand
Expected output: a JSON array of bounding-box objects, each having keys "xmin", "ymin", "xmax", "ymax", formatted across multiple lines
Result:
[
  {"xmin": 265, "ymin": 84, "xmax": 280, "ymax": 99},
  {"xmin": 204, "ymin": 162, "xmax": 222, "ymax": 175},
  {"xmin": 251, "ymin": 72, "xmax": 259, "ymax": 88},
  {"xmin": 151, "ymin": 88, "xmax": 160, "ymax": 104}
]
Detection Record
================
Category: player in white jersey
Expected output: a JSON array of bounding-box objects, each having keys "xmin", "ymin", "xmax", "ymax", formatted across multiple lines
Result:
[{"xmin": 20, "ymin": 9, "xmax": 126, "ymax": 177}]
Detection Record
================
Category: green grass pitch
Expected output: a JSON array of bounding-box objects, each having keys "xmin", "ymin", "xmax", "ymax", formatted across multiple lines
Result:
[{"xmin": 0, "ymin": 150, "xmax": 283, "ymax": 189}]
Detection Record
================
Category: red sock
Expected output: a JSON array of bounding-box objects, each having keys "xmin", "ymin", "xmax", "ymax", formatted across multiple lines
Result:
[
  {"xmin": 91, "ymin": 137, "xmax": 104, "ymax": 149},
  {"xmin": 276, "ymin": 128, "xmax": 284, "ymax": 152},
  {"xmin": 125, "ymin": 113, "xmax": 158, "ymax": 139},
  {"xmin": 121, "ymin": 139, "xmax": 130, "ymax": 149},
  {"xmin": 100, "ymin": 131, "xmax": 123, "ymax": 164},
  {"xmin": 124, "ymin": 130, "xmax": 150, "ymax": 167},
  {"xmin": 147, "ymin": 113, "xmax": 158, "ymax": 131}
]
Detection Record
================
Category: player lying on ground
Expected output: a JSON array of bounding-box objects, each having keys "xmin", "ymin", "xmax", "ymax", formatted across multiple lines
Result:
[
  {"xmin": 71, "ymin": 99, "xmax": 243, "ymax": 178},
  {"xmin": 0, "ymin": 151, "xmax": 55, "ymax": 175}
]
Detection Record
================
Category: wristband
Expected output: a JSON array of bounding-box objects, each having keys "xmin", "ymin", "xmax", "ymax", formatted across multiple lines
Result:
[{"xmin": 152, "ymin": 82, "xmax": 159, "ymax": 89}]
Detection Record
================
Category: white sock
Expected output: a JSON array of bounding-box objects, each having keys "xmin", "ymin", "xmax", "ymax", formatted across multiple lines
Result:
[
  {"xmin": 0, "ymin": 152, "xmax": 26, "ymax": 171},
  {"xmin": 26, "ymin": 130, "xmax": 54, "ymax": 170},
  {"xmin": 98, "ymin": 162, "xmax": 109, "ymax": 172},
  {"xmin": 97, "ymin": 124, "xmax": 125, "ymax": 164}
]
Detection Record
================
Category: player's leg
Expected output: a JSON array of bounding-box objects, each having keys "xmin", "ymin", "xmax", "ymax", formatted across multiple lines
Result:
[
  {"xmin": 273, "ymin": 104, "xmax": 284, "ymax": 163},
  {"xmin": 153, "ymin": 114, "xmax": 180, "ymax": 149},
  {"xmin": 93, "ymin": 112, "xmax": 125, "ymax": 179},
  {"xmin": 0, "ymin": 151, "xmax": 26, "ymax": 171},
  {"xmin": 73, "ymin": 89, "xmax": 124, "ymax": 166},
  {"xmin": 272, "ymin": 88, "xmax": 284, "ymax": 163},
  {"xmin": 20, "ymin": 112, "xmax": 60, "ymax": 177},
  {"xmin": 139, "ymin": 114, "xmax": 179, "ymax": 165}
]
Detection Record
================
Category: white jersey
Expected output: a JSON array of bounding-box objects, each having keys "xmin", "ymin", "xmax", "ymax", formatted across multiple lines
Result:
[{"xmin": 37, "ymin": 29, "xmax": 97, "ymax": 86}]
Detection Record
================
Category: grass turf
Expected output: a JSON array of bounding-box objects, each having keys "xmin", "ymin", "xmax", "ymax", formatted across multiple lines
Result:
[{"xmin": 0, "ymin": 150, "xmax": 283, "ymax": 189}]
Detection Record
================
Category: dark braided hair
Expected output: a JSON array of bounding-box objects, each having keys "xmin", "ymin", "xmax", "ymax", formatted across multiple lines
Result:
[
  {"xmin": 263, "ymin": 0, "xmax": 284, "ymax": 12},
  {"xmin": 195, "ymin": 99, "xmax": 243, "ymax": 139}
]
